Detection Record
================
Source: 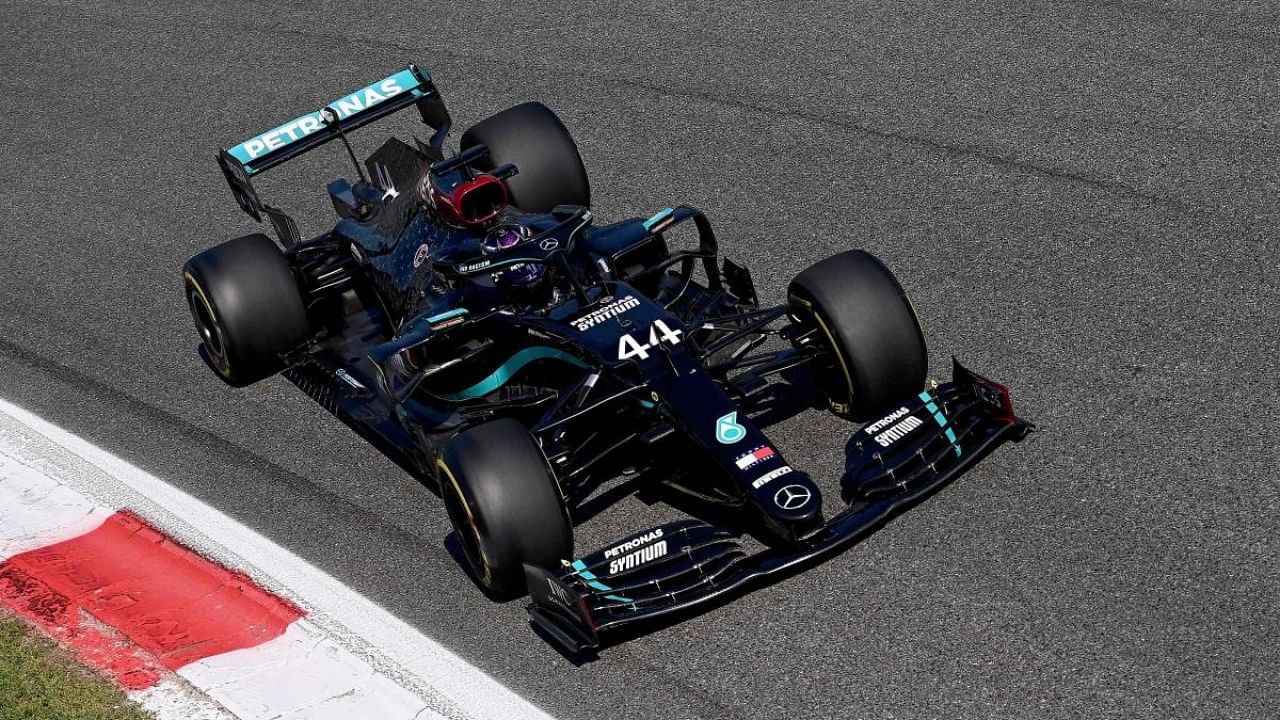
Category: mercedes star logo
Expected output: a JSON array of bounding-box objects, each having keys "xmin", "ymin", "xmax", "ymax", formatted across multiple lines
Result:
[
  {"xmin": 774, "ymin": 484, "xmax": 812, "ymax": 510},
  {"xmin": 539, "ymin": 238, "xmax": 560, "ymax": 251}
]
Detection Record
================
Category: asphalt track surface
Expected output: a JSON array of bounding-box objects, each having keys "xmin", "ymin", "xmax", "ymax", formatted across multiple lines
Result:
[{"xmin": 2, "ymin": 1, "xmax": 1277, "ymax": 717}]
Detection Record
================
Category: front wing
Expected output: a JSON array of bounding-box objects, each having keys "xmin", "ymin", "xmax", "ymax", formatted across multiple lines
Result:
[{"xmin": 526, "ymin": 359, "xmax": 1033, "ymax": 653}]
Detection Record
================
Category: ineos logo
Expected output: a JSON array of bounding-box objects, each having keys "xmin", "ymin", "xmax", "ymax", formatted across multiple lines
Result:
[{"xmin": 773, "ymin": 484, "xmax": 812, "ymax": 510}]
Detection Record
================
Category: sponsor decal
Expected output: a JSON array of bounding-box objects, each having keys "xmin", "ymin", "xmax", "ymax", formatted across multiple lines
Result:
[
  {"xmin": 227, "ymin": 70, "xmax": 420, "ymax": 164},
  {"xmin": 751, "ymin": 465, "xmax": 793, "ymax": 489},
  {"xmin": 607, "ymin": 540, "xmax": 668, "ymax": 575},
  {"xmin": 715, "ymin": 411, "xmax": 746, "ymax": 445},
  {"xmin": 458, "ymin": 259, "xmax": 491, "ymax": 273},
  {"xmin": 617, "ymin": 319, "xmax": 683, "ymax": 360},
  {"xmin": 412, "ymin": 243, "xmax": 430, "ymax": 268},
  {"xmin": 735, "ymin": 446, "xmax": 776, "ymax": 470},
  {"xmin": 874, "ymin": 415, "xmax": 924, "ymax": 447},
  {"xmin": 545, "ymin": 577, "xmax": 576, "ymax": 612},
  {"xmin": 864, "ymin": 406, "xmax": 910, "ymax": 435},
  {"xmin": 334, "ymin": 368, "xmax": 365, "ymax": 390},
  {"xmin": 774, "ymin": 484, "xmax": 812, "ymax": 510},
  {"xmin": 604, "ymin": 528, "xmax": 663, "ymax": 560},
  {"xmin": 538, "ymin": 238, "xmax": 560, "ymax": 251},
  {"xmin": 571, "ymin": 295, "xmax": 640, "ymax": 331}
]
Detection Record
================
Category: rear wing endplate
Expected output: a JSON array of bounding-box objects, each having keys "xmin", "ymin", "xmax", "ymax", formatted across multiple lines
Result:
[{"xmin": 217, "ymin": 64, "xmax": 451, "ymax": 224}]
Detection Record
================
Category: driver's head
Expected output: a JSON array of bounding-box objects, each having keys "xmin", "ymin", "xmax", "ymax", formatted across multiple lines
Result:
[
  {"xmin": 481, "ymin": 223, "xmax": 545, "ymax": 289},
  {"xmin": 481, "ymin": 223, "xmax": 531, "ymax": 254}
]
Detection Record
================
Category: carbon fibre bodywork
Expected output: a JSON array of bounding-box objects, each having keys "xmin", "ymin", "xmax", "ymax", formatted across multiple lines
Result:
[
  {"xmin": 525, "ymin": 361, "xmax": 1031, "ymax": 652},
  {"xmin": 200, "ymin": 66, "xmax": 1033, "ymax": 653}
]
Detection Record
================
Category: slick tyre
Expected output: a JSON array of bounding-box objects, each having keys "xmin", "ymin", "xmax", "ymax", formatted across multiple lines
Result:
[
  {"xmin": 183, "ymin": 233, "xmax": 309, "ymax": 387},
  {"xmin": 788, "ymin": 250, "xmax": 928, "ymax": 421},
  {"xmin": 438, "ymin": 419, "xmax": 573, "ymax": 598},
  {"xmin": 460, "ymin": 102, "xmax": 590, "ymax": 213}
]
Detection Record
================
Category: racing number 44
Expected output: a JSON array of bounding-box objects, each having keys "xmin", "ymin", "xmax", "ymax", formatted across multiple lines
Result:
[{"xmin": 618, "ymin": 319, "xmax": 683, "ymax": 361}]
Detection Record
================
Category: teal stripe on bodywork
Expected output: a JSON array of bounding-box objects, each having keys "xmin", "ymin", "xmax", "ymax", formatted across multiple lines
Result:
[
  {"xmin": 570, "ymin": 559, "xmax": 632, "ymax": 603},
  {"xmin": 436, "ymin": 346, "xmax": 587, "ymax": 402},
  {"xmin": 642, "ymin": 207, "xmax": 675, "ymax": 231},
  {"xmin": 426, "ymin": 307, "xmax": 468, "ymax": 324},
  {"xmin": 918, "ymin": 390, "xmax": 962, "ymax": 457}
]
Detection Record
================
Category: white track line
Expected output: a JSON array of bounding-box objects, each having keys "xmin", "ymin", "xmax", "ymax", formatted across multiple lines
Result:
[
  {"xmin": 0, "ymin": 397, "xmax": 556, "ymax": 720},
  {"xmin": 0, "ymin": 450, "xmax": 113, "ymax": 558}
]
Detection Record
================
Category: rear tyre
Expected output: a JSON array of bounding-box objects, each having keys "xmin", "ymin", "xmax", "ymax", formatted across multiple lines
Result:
[
  {"xmin": 460, "ymin": 102, "xmax": 590, "ymax": 213},
  {"xmin": 183, "ymin": 233, "xmax": 309, "ymax": 387},
  {"xmin": 438, "ymin": 419, "xmax": 573, "ymax": 597},
  {"xmin": 788, "ymin": 250, "xmax": 928, "ymax": 421}
]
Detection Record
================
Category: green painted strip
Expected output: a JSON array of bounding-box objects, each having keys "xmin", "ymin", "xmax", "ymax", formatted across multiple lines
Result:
[
  {"xmin": 436, "ymin": 347, "xmax": 587, "ymax": 402},
  {"xmin": 642, "ymin": 207, "xmax": 675, "ymax": 231},
  {"xmin": 426, "ymin": 307, "xmax": 468, "ymax": 324},
  {"xmin": 570, "ymin": 559, "xmax": 633, "ymax": 602},
  {"xmin": 918, "ymin": 390, "xmax": 962, "ymax": 457}
]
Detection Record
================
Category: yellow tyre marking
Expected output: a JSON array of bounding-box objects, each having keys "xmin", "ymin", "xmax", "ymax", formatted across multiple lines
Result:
[
  {"xmin": 184, "ymin": 271, "xmax": 233, "ymax": 378},
  {"xmin": 436, "ymin": 458, "xmax": 493, "ymax": 584},
  {"xmin": 906, "ymin": 294, "xmax": 929, "ymax": 354}
]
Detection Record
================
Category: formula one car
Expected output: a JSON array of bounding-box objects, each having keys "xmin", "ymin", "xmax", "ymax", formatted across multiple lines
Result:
[{"xmin": 184, "ymin": 65, "xmax": 1032, "ymax": 652}]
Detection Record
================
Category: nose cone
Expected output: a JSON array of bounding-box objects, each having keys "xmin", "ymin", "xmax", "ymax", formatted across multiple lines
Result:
[{"xmin": 752, "ymin": 470, "xmax": 823, "ymax": 529}]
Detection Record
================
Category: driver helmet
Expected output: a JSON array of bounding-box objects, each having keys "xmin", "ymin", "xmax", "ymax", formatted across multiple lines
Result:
[{"xmin": 481, "ymin": 223, "xmax": 545, "ymax": 287}]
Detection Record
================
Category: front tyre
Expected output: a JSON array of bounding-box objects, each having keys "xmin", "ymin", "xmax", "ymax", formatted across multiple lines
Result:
[
  {"xmin": 438, "ymin": 419, "xmax": 573, "ymax": 597},
  {"xmin": 789, "ymin": 250, "xmax": 928, "ymax": 421},
  {"xmin": 183, "ymin": 233, "xmax": 309, "ymax": 387}
]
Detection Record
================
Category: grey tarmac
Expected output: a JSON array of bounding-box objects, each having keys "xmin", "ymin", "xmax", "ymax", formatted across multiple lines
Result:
[{"xmin": 0, "ymin": 1, "xmax": 1276, "ymax": 718}]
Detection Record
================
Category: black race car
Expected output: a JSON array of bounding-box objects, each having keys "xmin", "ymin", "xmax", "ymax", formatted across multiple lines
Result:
[{"xmin": 184, "ymin": 65, "xmax": 1033, "ymax": 653}]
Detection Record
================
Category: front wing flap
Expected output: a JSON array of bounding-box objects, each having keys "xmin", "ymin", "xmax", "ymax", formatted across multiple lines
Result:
[{"xmin": 526, "ymin": 359, "xmax": 1033, "ymax": 653}]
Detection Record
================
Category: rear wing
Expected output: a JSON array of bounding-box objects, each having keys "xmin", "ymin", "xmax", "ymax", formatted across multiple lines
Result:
[{"xmin": 217, "ymin": 64, "xmax": 451, "ymax": 228}]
